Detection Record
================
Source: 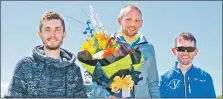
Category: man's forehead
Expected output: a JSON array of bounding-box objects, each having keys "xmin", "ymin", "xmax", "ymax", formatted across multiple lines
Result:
[{"xmin": 42, "ymin": 19, "xmax": 62, "ymax": 27}]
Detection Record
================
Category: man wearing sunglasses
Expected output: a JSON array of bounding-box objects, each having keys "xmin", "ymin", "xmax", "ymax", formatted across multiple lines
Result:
[{"xmin": 159, "ymin": 32, "xmax": 216, "ymax": 98}]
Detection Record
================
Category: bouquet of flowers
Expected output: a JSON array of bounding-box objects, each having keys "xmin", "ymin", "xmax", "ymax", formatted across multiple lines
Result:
[{"xmin": 77, "ymin": 5, "xmax": 144, "ymax": 97}]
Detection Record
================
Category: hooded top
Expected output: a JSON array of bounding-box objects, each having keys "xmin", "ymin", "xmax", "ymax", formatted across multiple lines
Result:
[{"xmin": 5, "ymin": 45, "xmax": 87, "ymax": 98}]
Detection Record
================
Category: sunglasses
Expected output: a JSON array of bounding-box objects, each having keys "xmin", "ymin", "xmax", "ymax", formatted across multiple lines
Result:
[{"xmin": 175, "ymin": 46, "xmax": 196, "ymax": 52}]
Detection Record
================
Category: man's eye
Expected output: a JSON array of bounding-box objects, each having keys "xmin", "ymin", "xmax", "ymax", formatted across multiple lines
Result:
[
  {"xmin": 45, "ymin": 29, "xmax": 50, "ymax": 31},
  {"xmin": 56, "ymin": 28, "xmax": 61, "ymax": 31},
  {"xmin": 126, "ymin": 19, "xmax": 131, "ymax": 21}
]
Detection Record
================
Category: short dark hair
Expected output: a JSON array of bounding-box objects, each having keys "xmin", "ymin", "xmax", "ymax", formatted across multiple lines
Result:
[
  {"xmin": 39, "ymin": 11, "xmax": 65, "ymax": 32},
  {"xmin": 175, "ymin": 32, "xmax": 197, "ymax": 47},
  {"xmin": 119, "ymin": 4, "xmax": 142, "ymax": 19}
]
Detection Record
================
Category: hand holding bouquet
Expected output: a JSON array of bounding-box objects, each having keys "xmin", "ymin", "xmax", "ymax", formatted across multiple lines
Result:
[{"xmin": 77, "ymin": 5, "xmax": 144, "ymax": 96}]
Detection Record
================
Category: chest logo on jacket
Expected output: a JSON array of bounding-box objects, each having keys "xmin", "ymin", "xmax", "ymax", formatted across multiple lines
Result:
[
  {"xmin": 194, "ymin": 78, "xmax": 206, "ymax": 82},
  {"xmin": 167, "ymin": 79, "xmax": 181, "ymax": 90}
]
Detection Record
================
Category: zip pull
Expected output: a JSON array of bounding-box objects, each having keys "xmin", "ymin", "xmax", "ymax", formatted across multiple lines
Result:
[
  {"xmin": 183, "ymin": 76, "xmax": 186, "ymax": 98},
  {"xmin": 188, "ymin": 76, "xmax": 191, "ymax": 93}
]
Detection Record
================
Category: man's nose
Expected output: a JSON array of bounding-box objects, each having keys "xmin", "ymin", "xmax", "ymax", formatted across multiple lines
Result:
[
  {"xmin": 49, "ymin": 30, "xmax": 57, "ymax": 36},
  {"xmin": 183, "ymin": 50, "xmax": 188, "ymax": 53},
  {"xmin": 129, "ymin": 21, "xmax": 136, "ymax": 26}
]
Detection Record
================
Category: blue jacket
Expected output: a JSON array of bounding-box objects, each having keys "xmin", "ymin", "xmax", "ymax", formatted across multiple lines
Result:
[
  {"xmin": 84, "ymin": 32, "xmax": 160, "ymax": 98},
  {"xmin": 160, "ymin": 62, "xmax": 216, "ymax": 98}
]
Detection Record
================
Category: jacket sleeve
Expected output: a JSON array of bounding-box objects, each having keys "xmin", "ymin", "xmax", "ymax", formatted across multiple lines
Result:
[
  {"xmin": 146, "ymin": 44, "xmax": 161, "ymax": 98},
  {"xmin": 83, "ymin": 70, "xmax": 111, "ymax": 98},
  {"xmin": 159, "ymin": 75, "xmax": 168, "ymax": 98},
  {"xmin": 205, "ymin": 74, "xmax": 216, "ymax": 98},
  {"xmin": 73, "ymin": 66, "xmax": 88, "ymax": 98},
  {"xmin": 4, "ymin": 57, "xmax": 32, "ymax": 98}
]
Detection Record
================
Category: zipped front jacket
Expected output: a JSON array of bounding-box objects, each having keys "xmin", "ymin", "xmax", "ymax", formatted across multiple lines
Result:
[
  {"xmin": 160, "ymin": 62, "xmax": 216, "ymax": 98},
  {"xmin": 113, "ymin": 32, "xmax": 160, "ymax": 98}
]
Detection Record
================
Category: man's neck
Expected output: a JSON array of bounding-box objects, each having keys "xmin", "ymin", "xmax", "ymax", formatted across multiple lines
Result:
[
  {"xmin": 178, "ymin": 63, "xmax": 192, "ymax": 73},
  {"xmin": 121, "ymin": 32, "xmax": 138, "ymax": 43},
  {"xmin": 44, "ymin": 46, "xmax": 60, "ymax": 59}
]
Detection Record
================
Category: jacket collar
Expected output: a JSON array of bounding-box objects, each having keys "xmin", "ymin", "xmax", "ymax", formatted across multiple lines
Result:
[
  {"xmin": 32, "ymin": 45, "xmax": 76, "ymax": 68},
  {"xmin": 112, "ymin": 32, "xmax": 148, "ymax": 49},
  {"xmin": 174, "ymin": 61, "xmax": 194, "ymax": 75}
]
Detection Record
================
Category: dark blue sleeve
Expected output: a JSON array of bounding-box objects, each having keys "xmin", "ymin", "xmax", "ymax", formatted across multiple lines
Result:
[
  {"xmin": 205, "ymin": 74, "xmax": 216, "ymax": 98},
  {"xmin": 73, "ymin": 66, "xmax": 88, "ymax": 98},
  {"xmin": 4, "ymin": 57, "xmax": 33, "ymax": 98}
]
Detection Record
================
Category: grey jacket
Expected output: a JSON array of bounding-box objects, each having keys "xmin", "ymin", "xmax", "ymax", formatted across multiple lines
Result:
[
  {"xmin": 5, "ymin": 45, "xmax": 87, "ymax": 98},
  {"xmin": 85, "ymin": 32, "xmax": 160, "ymax": 98}
]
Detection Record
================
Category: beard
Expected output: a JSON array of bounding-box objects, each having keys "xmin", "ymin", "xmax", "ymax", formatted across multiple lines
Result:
[
  {"xmin": 122, "ymin": 28, "xmax": 138, "ymax": 37},
  {"xmin": 178, "ymin": 56, "xmax": 194, "ymax": 65},
  {"xmin": 42, "ymin": 37, "xmax": 63, "ymax": 50}
]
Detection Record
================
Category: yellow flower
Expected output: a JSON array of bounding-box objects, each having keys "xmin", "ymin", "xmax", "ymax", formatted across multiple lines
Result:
[
  {"xmin": 110, "ymin": 76, "xmax": 123, "ymax": 93},
  {"xmin": 109, "ymin": 75, "xmax": 134, "ymax": 93},
  {"xmin": 96, "ymin": 32, "xmax": 110, "ymax": 49},
  {"xmin": 81, "ymin": 31, "xmax": 117, "ymax": 58},
  {"xmin": 81, "ymin": 37, "xmax": 96, "ymax": 55},
  {"xmin": 87, "ymin": 37, "xmax": 93, "ymax": 46},
  {"xmin": 122, "ymin": 75, "xmax": 134, "ymax": 90},
  {"xmin": 82, "ymin": 42, "xmax": 91, "ymax": 51},
  {"xmin": 96, "ymin": 32, "xmax": 105, "ymax": 41},
  {"xmin": 99, "ymin": 40, "xmax": 107, "ymax": 50}
]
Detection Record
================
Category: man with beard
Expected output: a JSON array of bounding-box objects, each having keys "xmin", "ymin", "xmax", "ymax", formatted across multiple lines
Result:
[
  {"xmin": 159, "ymin": 32, "xmax": 216, "ymax": 98},
  {"xmin": 110, "ymin": 4, "xmax": 160, "ymax": 98},
  {"xmin": 5, "ymin": 11, "xmax": 87, "ymax": 98},
  {"xmin": 85, "ymin": 4, "xmax": 160, "ymax": 98}
]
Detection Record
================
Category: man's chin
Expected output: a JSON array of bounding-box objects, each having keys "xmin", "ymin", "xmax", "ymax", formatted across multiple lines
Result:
[
  {"xmin": 45, "ymin": 45, "xmax": 60, "ymax": 50},
  {"xmin": 181, "ymin": 61, "xmax": 192, "ymax": 65},
  {"xmin": 126, "ymin": 32, "xmax": 137, "ymax": 37}
]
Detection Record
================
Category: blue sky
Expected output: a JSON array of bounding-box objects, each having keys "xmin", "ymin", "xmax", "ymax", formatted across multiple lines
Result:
[{"xmin": 1, "ymin": 1, "xmax": 222, "ymax": 97}]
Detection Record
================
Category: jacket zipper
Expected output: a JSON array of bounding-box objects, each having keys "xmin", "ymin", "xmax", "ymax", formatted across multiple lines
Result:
[
  {"xmin": 188, "ymin": 76, "xmax": 191, "ymax": 93},
  {"xmin": 183, "ymin": 75, "xmax": 187, "ymax": 98}
]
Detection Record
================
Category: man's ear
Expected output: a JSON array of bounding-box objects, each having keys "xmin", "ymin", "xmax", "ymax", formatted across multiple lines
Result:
[
  {"xmin": 172, "ymin": 48, "xmax": 177, "ymax": 55},
  {"xmin": 38, "ymin": 32, "xmax": 42, "ymax": 38},
  {"xmin": 194, "ymin": 48, "xmax": 198, "ymax": 56},
  {"xmin": 118, "ymin": 18, "xmax": 122, "ymax": 25}
]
